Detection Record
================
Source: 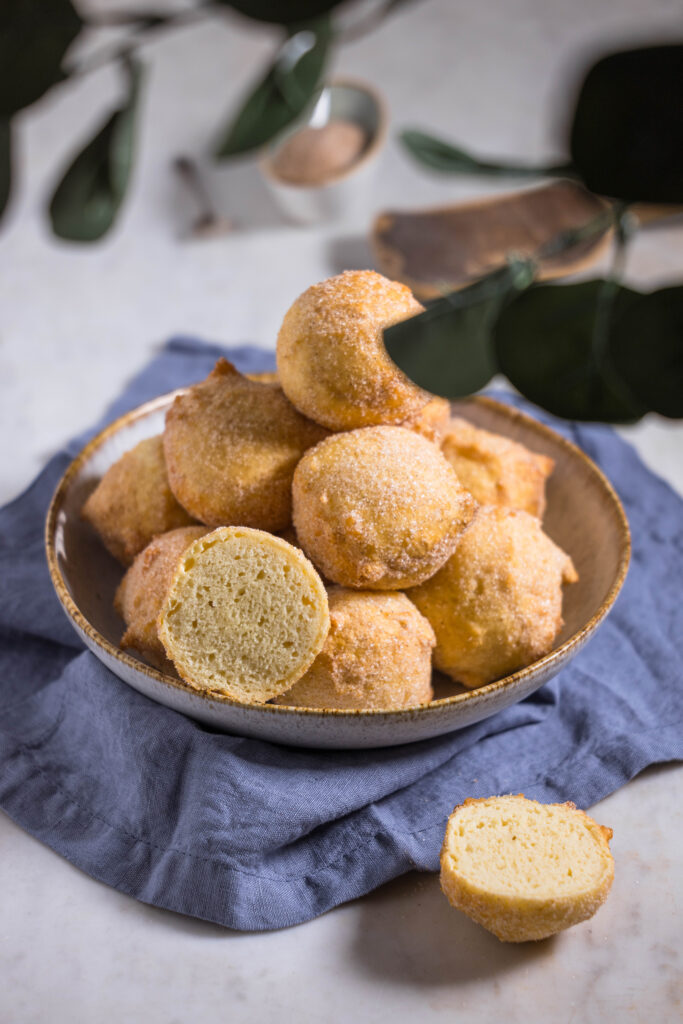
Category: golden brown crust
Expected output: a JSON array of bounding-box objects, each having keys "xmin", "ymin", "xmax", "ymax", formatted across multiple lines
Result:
[
  {"xmin": 401, "ymin": 395, "xmax": 452, "ymax": 444},
  {"xmin": 441, "ymin": 417, "xmax": 555, "ymax": 519},
  {"xmin": 292, "ymin": 425, "xmax": 476, "ymax": 590},
  {"xmin": 163, "ymin": 359, "xmax": 328, "ymax": 532},
  {"xmin": 410, "ymin": 505, "xmax": 578, "ymax": 687},
  {"xmin": 273, "ymin": 587, "xmax": 435, "ymax": 709},
  {"xmin": 276, "ymin": 270, "xmax": 430, "ymax": 431},
  {"xmin": 440, "ymin": 794, "xmax": 614, "ymax": 942},
  {"xmin": 81, "ymin": 435, "xmax": 196, "ymax": 566},
  {"xmin": 114, "ymin": 526, "xmax": 209, "ymax": 669}
]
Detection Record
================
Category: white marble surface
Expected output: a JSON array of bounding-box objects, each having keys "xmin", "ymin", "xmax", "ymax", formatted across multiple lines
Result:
[{"xmin": 1, "ymin": 1, "xmax": 682, "ymax": 1021}]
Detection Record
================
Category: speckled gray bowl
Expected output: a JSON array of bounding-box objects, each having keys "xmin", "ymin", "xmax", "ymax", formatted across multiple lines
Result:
[{"xmin": 45, "ymin": 392, "xmax": 629, "ymax": 749}]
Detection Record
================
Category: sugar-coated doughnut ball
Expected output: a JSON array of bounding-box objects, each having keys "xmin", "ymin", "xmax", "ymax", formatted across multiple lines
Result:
[
  {"xmin": 274, "ymin": 587, "xmax": 435, "ymax": 709},
  {"xmin": 442, "ymin": 417, "xmax": 554, "ymax": 519},
  {"xmin": 402, "ymin": 394, "xmax": 452, "ymax": 444},
  {"xmin": 292, "ymin": 425, "xmax": 476, "ymax": 590},
  {"xmin": 276, "ymin": 270, "xmax": 430, "ymax": 430},
  {"xmin": 163, "ymin": 359, "xmax": 327, "ymax": 532},
  {"xmin": 410, "ymin": 505, "xmax": 578, "ymax": 688},
  {"xmin": 114, "ymin": 526, "xmax": 209, "ymax": 669},
  {"xmin": 82, "ymin": 435, "xmax": 196, "ymax": 566},
  {"xmin": 157, "ymin": 527, "xmax": 330, "ymax": 703}
]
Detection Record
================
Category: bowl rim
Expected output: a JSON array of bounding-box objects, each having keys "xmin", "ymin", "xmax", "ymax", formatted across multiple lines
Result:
[
  {"xmin": 259, "ymin": 76, "xmax": 389, "ymax": 191},
  {"xmin": 45, "ymin": 391, "xmax": 631, "ymax": 721}
]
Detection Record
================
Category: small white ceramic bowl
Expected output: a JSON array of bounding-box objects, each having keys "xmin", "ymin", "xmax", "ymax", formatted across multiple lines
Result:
[
  {"xmin": 45, "ymin": 392, "xmax": 629, "ymax": 749},
  {"xmin": 260, "ymin": 78, "xmax": 388, "ymax": 224}
]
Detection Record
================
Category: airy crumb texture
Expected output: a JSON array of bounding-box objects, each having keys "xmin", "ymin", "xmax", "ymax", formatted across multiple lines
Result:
[
  {"xmin": 293, "ymin": 425, "xmax": 476, "ymax": 590},
  {"xmin": 163, "ymin": 359, "xmax": 328, "ymax": 532},
  {"xmin": 81, "ymin": 435, "xmax": 196, "ymax": 566},
  {"xmin": 410, "ymin": 505, "xmax": 578, "ymax": 687},
  {"xmin": 114, "ymin": 525, "xmax": 209, "ymax": 669},
  {"xmin": 273, "ymin": 587, "xmax": 435, "ymax": 709},
  {"xmin": 158, "ymin": 527, "xmax": 330, "ymax": 702},
  {"xmin": 442, "ymin": 417, "xmax": 555, "ymax": 519},
  {"xmin": 440, "ymin": 795, "xmax": 614, "ymax": 942},
  {"xmin": 276, "ymin": 270, "xmax": 429, "ymax": 431}
]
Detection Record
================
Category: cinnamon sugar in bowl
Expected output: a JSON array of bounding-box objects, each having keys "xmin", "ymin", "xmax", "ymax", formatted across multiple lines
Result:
[{"xmin": 260, "ymin": 79, "xmax": 387, "ymax": 224}]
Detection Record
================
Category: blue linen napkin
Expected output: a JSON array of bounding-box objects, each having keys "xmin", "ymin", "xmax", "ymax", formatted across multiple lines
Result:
[{"xmin": 1, "ymin": 337, "xmax": 681, "ymax": 931}]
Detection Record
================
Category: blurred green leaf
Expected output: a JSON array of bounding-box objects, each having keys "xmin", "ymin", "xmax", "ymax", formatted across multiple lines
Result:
[
  {"xmin": 0, "ymin": 121, "xmax": 10, "ymax": 222},
  {"xmin": 494, "ymin": 281, "xmax": 647, "ymax": 422},
  {"xmin": 214, "ymin": 17, "xmax": 331, "ymax": 158},
  {"xmin": 570, "ymin": 46, "xmax": 683, "ymax": 203},
  {"xmin": 383, "ymin": 259, "xmax": 535, "ymax": 397},
  {"xmin": 49, "ymin": 61, "xmax": 143, "ymax": 242},
  {"xmin": 400, "ymin": 129, "xmax": 574, "ymax": 179},
  {"xmin": 222, "ymin": 1, "xmax": 342, "ymax": 23},
  {"xmin": 609, "ymin": 286, "xmax": 683, "ymax": 418},
  {"xmin": 0, "ymin": 0, "xmax": 82, "ymax": 117}
]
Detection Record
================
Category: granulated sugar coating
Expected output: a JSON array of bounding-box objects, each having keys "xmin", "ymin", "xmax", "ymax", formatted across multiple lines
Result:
[
  {"xmin": 410, "ymin": 505, "xmax": 578, "ymax": 688},
  {"xmin": 402, "ymin": 394, "xmax": 452, "ymax": 444},
  {"xmin": 163, "ymin": 359, "xmax": 327, "ymax": 532},
  {"xmin": 292, "ymin": 425, "xmax": 476, "ymax": 590},
  {"xmin": 82, "ymin": 435, "xmax": 196, "ymax": 566},
  {"xmin": 274, "ymin": 587, "xmax": 436, "ymax": 710},
  {"xmin": 276, "ymin": 270, "xmax": 429, "ymax": 431}
]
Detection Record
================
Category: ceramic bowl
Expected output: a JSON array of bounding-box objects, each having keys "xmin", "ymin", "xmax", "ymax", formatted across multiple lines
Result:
[
  {"xmin": 260, "ymin": 78, "xmax": 388, "ymax": 224},
  {"xmin": 45, "ymin": 393, "xmax": 629, "ymax": 749}
]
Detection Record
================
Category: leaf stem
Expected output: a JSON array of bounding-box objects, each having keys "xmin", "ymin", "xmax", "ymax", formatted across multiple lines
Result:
[{"xmin": 589, "ymin": 202, "xmax": 638, "ymax": 410}]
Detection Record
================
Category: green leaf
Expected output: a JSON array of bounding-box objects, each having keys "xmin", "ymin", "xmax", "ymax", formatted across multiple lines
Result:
[
  {"xmin": 214, "ymin": 17, "xmax": 332, "ymax": 158},
  {"xmin": 49, "ymin": 61, "xmax": 143, "ymax": 242},
  {"xmin": 494, "ymin": 281, "xmax": 647, "ymax": 423},
  {"xmin": 400, "ymin": 129, "xmax": 574, "ymax": 179},
  {"xmin": 0, "ymin": 120, "xmax": 11, "ymax": 222},
  {"xmin": 609, "ymin": 286, "xmax": 683, "ymax": 418},
  {"xmin": 221, "ymin": 1, "xmax": 343, "ymax": 23},
  {"xmin": 383, "ymin": 259, "xmax": 536, "ymax": 398},
  {"xmin": 0, "ymin": 0, "xmax": 82, "ymax": 117},
  {"xmin": 570, "ymin": 45, "xmax": 683, "ymax": 203}
]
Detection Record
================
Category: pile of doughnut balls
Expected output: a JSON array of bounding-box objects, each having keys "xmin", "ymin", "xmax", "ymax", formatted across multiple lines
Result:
[{"xmin": 83, "ymin": 270, "xmax": 578, "ymax": 710}]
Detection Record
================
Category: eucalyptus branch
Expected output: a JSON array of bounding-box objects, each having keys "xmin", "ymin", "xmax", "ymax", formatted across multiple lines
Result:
[
  {"xmin": 586, "ymin": 201, "xmax": 642, "ymax": 411},
  {"xmin": 534, "ymin": 206, "xmax": 613, "ymax": 262}
]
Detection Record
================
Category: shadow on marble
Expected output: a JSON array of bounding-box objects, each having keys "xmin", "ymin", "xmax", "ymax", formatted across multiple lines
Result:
[
  {"xmin": 326, "ymin": 235, "xmax": 377, "ymax": 275},
  {"xmin": 163, "ymin": 155, "xmax": 292, "ymax": 236},
  {"xmin": 349, "ymin": 870, "xmax": 557, "ymax": 987}
]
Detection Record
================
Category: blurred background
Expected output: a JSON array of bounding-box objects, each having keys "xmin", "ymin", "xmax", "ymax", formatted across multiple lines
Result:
[{"xmin": 1, "ymin": 0, "xmax": 682, "ymax": 503}]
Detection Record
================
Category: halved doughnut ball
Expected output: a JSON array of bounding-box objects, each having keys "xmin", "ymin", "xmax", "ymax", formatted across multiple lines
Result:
[
  {"xmin": 276, "ymin": 270, "xmax": 430, "ymax": 430},
  {"xmin": 82, "ymin": 435, "xmax": 196, "ymax": 565},
  {"xmin": 440, "ymin": 795, "xmax": 614, "ymax": 942},
  {"xmin": 292, "ymin": 426, "xmax": 476, "ymax": 590},
  {"xmin": 274, "ymin": 587, "xmax": 435, "ymax": 710},
  {"xmin": 157, "ymin": 527, "xmax": 329, "ymax": 703},
  {"xmin": 163, "ymin": 359, "xmax": 327, "ymax": 532},
  {"xmin": 410, "ymin": 505, "xmax": 578, "ymax": 688},
  {"xmin": 115, "ymin": 525, "xmax": 209, "ymax": 669}
]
